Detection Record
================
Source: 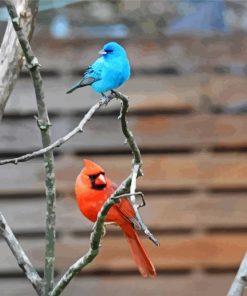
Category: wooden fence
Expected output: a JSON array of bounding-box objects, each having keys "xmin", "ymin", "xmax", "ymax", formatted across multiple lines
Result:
[{"xmin": 1, "ymin": 36, "xmax": 247, "ymax": 295}]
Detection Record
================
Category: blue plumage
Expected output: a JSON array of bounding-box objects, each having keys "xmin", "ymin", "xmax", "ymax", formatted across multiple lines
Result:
[{"xmin": 66, "ymin": 42, "xmax": 131, "ymax": 95}]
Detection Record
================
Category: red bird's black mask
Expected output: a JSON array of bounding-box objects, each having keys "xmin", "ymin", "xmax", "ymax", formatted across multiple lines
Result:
[{"xmin": 89, "ymin": 173, "xmax": 107, "ymax": 190}]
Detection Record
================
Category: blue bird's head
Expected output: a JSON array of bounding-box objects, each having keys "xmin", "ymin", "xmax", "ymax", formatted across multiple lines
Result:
[{"xmin": 99, "ymin": 42, "xmax": 127, "ymax": 58}]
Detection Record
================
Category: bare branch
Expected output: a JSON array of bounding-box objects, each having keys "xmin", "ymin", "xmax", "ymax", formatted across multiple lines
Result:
[
  {"xmin": 113, "ymin": 90, "xmax": 142, "ymax": 166},
  {"xmin": 116, "ymin": 191, "xmax": 144, "ymax": 199},
  {"xmin": 0, "ymin": 0, "xmax": 38, "ymax": 121},
  {"xmin": 113, "ymin": 90, "xmax": 159, "ymax": 246},
  {"xmin": 131, "ymin": 164, "xmax": 159, "ymax": 246},
  {"xmin": 50, "ymin": 92, "xmax": 157, "ymax": 295},
  {"xmin": 0, "ymin": 78, "xmax": 157, "ymax": 294},
  {"xmin": 0, "ymin": 212, "xmax": 43, "ymax": 295},
  {"xmin": 2, "ymin": 2, "xmax": 158, "ymax": 296},
  {"xmin": 227, "ymin": 252, "xmax": 247, "ymax": 296},
  {"xmin": 5, "ymin": 0, "xmax": 56, "ymax": 294},
  {"xmin": 0, "ymin": 100, "xmax": 104, "ymax": 165}
]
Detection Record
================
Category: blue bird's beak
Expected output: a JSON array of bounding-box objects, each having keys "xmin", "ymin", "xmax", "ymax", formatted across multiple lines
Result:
[{"xmin": 98, "ymin": 49, "xmax": 107, "ymax": 55}]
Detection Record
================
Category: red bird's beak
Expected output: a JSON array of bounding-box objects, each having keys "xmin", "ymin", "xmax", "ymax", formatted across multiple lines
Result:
[{"xmin": 95, "ymin": 174, "xmax": 106, "ymax": 185}]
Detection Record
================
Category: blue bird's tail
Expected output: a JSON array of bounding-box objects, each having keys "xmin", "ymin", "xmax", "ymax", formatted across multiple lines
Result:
[
  {"xmin": 66, "ymin": 81, "xmax": 82, "ymax": 94},
  {"xmin": 66, "ymin": 75, "xmax": 96, "ymax": 94}
]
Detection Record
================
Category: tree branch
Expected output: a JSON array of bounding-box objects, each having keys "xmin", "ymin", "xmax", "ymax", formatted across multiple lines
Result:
[
  {"xmin": 0, "ymin": 100, "xmax": 105, "ymax": 165},
  {"xmin": 0, "ymin": 81, "xmax": 158, "ymax": 293},
  {"xmin": 0, "ymin": 89, "xmax": 158, "ymax": 246},
  {"xmin": 0, "ymin": 212, "xmax": 43, "ymax": 295},
  {"xmin": 227, "ymin": 252, "xmax": 247, "ymax": 296},
  {"xmin": 130, "ymin": 164, "xmax": 159, "ymax": 246},
  {"xmin": 3, "ymin": 2, "xmax": 158, "ymax": 296},
  {"xmin": 113, "ymin": 90, "xmax": 142, "ymax": 166},
  {"xmin": 5, "ymin": 0, "xmax": 56, "ymax": 294},
  {"xmin": 0, "ymin": 0, "xmax": 38, "ymax": 122},
  {"xmin": 113, "ymin": 90, "xmax": 159, "ymax": 246},
  {"xmin": 0, "ymin": 90, "xmax": 159, "ymax": 249},
  {"xmin": 50, "ymin": 93, "xmax": 158, "ymax": 295}
]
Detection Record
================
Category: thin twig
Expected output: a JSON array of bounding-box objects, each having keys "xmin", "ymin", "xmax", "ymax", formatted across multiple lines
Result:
[
  {"xmin": 5, "ymin": 1, "xmax": 56, "ymax": 294},
  {"xmin": 51, "ymin": 176, "xmax": 131, "ymax": 296},
  {"xmin": 50, "ymin": 91, "xmax": 157, "ymax": 295},
  {"xmin": 113, "ymin": 90, "xmax": 142, "ymax": 166},
  {"xmin": 0, "ymin": 100, "xmax": 104, "ymax": 165},
  {"xmin": 0, "ymin": 212, "xmax": 43, "ymax": 295},
  {"xmin": 114, "ymin": 90, "xmax": 159, "ymax": 246},
  {"xmin": 0, "ymin": 85, "xmax": 158, "ymax": 294},
  {"xmin": 115, "ymin": 191, "xmax": 144, "ymax": 199},
  {"xmin": 227, "ymin": 252, "xmax": 247, "ymax": 296},
  {"xmin": 130, "ymin": 164, "xmax": 139, "ymax": 204},
  {"xmin": 131, "ymin": 164, "xmax": 159, "ymax": 246}
]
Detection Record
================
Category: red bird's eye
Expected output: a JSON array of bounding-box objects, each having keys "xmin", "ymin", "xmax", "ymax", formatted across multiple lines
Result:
[{"xmin": 95, "ymin": 173, "xmax": 106, "ymax": 186}]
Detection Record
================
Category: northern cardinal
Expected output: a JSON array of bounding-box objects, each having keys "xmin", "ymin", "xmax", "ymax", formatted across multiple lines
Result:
[{"xmin": 75, "ymin": 159, "xmax": 156, "ymax": 277}]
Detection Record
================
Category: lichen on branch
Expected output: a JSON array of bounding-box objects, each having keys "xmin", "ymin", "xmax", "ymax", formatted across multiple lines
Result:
[
  {"xmin": 5, "ymin": 0, "xmax": 56, "ymax": 294},
  {"xmin": 51, "ymin": 93, "xmax": 159, "ymax": 295}
]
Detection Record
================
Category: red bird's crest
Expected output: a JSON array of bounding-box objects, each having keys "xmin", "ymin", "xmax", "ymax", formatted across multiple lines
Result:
[{"xmin": 82, "ymin": 159, "xmax": 105, "ymax": 176}]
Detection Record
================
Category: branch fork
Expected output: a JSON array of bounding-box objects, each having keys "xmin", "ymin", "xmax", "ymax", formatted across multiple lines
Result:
[
  {"xmin": 2, "ymin": 2, "xmax": 158, "ymax": 296},
  {"xmin": 49, "ymin": 92, "xmax": 159, "ymax": 295},
  {"xmin": 3, "ymin": 3, "xmax": 247, "ymax": 296},
  {"xmin": 0, "ymin": 89, "xmax": 159, "ymax": 295}
]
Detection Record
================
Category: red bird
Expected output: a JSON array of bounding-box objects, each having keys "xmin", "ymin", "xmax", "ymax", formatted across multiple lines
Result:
[{"xmin": 75, "ymin": 159, "xmax": 156, "ymax": 277}]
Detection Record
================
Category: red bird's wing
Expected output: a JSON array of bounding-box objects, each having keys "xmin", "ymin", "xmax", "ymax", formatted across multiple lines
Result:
[{"xmin": 110, "ymin": 183, "xmax": 141, "ymax": 230}]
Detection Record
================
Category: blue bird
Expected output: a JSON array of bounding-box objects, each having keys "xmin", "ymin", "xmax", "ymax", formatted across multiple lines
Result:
[{"xmin": 66, "ymin": 42, "xmax": 131, "ymax": 99}]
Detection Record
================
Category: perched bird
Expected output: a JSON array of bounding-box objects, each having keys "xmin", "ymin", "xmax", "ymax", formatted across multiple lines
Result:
[
  {"xmin": 66, "ymin": 42, "xmax": 131, "ymax": 99},
  {"xmin": 75, "ymin": 159, "xmax": 156, "ymax": 278}
]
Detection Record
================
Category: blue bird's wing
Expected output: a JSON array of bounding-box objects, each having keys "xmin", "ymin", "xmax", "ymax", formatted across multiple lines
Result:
[
  {"xmin": 82, "ymin": 66, "xmax": 101, "ymax": 85},
  {"xmin": 66, "ymin": 61, "xmax": 102, "ymax": 94}
]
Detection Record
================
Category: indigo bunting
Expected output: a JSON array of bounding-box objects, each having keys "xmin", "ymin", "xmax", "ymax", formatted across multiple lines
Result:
[{"xmin": 66, "ymin": 42, "xmax": 131, "ymax": 99}]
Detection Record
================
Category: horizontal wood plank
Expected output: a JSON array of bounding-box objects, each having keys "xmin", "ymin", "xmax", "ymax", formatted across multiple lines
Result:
[
  {"xmin": 59, "ymin": 274, "xmax": 235, "ymax": 296},
  {"xmin": 33, "ymin": 35, "xmax": 247, "ymax": 74},
  {"xmin": 0, "ymin": 273, "xmax": 235, "ymax": 296},
  {"xmin": 1, "ymin": 115, "xmax": 247, "ymax": 153},
  {"xmin": 55, "ymin": 154, "xmax": 247, "ymax": 191},
  {"xmin": 5, "ymin": 74, "xmax": 247, "ymax": 115},
  {"xmin": 0, "ymin": 159, "xmax": 44, "ymax": 195},
  {"xmin": 1, "ymin": 234, "xmax": 247, "ymax": 272},
  {"xmin": 5, "ymin": 75, "xmax": 192, "ymax": 115},
  {"xmin": 2, "ymin": 194, "xmax": 247, "ymax": 233},
  {"xmin": 1, "ymin": 154, "xmax": 247, "ymax": 195}
]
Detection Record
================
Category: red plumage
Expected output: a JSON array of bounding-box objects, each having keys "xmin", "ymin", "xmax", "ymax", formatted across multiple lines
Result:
[{"xmin": 75, "ymin": 159, "xmax": 156, "ymax": 277}]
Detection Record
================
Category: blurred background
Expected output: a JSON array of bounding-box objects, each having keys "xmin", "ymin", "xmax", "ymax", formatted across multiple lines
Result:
[{"xmin": 1, "ymin": 0, "xmax": 247, "ymax": 295}]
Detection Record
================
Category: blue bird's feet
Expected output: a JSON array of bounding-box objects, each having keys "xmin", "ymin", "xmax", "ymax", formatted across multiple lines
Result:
[{"xmin": 100, "ymin": 91, "xmax": 115, "ymax": 106}]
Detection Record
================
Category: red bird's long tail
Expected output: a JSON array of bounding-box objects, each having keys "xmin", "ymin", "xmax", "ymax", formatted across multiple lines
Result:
[{"xmin": 121, "ymin": 223, "xmax": 156, "ymax": 278}]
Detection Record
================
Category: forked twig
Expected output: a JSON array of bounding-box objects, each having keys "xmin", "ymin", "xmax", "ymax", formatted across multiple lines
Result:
[
  {"xmin": 51, "ymin": 93, "xmax": 158, "ymax": 295},
  {"xmin": 0, "ymin": 100, "xmax": 105, "ymax": 165}
]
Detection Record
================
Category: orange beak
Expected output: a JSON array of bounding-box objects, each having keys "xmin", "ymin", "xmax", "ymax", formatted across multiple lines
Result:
[{"xmin": 95, "ymin": 174, "xmax": 106, "ymax": 186}]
